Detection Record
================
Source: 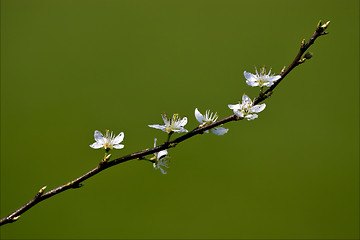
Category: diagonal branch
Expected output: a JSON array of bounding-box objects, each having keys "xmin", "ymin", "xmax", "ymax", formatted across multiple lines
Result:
[
  {"xmin": 0, "ymin": 20, "xmax": 330, "ymax": 227},
  {"xmin": 253, "ymin": 20, "xmax": 330, "ymax": 105}
]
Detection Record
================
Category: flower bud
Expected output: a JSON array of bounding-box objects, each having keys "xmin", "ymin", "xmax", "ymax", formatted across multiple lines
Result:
[
  {"xmin": 280, "ymin": 66, "xmax": 286, "ymax": 74},
  {"xmin": 298, "ymin": 58, "xmax": 306, "ymax": 64},
  {"xmin": 321, "ymin": 21, "xmax": 330, "ymax": 29},
  {"xmin": 317, "ymin": 20, "xmax": 322, "ymax": 29},
  {"xmin": 12, "ymin": 215, "xmax": 21, "ymax": 221},
  {"xmin": 38, "ymin": 186, "xmax": 47, "ymax": 194},
  {"xmin": 301, "ymin": 39, "xmax": 306, "ymax": 48}
]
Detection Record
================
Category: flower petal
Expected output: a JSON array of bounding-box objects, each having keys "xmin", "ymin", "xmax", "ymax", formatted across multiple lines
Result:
[
  {"xmin": 268, "ymin": 75, "xmax": 281, "ymax": 82},
  {"xmin": 173, "ymin": 127, "xmax": 188, "ymax": 133},
  {"xmin": 233, "ymin": 110, "xmax": 244, "ymax": 118},
  {"xmin": 90, "ymin": 142, "xmax": 103, "ymax": 149},
  {"xmin": 157, "ymin": 150, "xmax": 168, "ymax": 160},
  {"xmin": 244, "ymin": 71, "xmax": 257, "ymax": 81},
  {"xmin": 180, "ymin": 117, "xmax": 188, "ymax": 127},
  {"xmin": 245, "ymin": 114, "xmax": 258, "ymax": 120},
  {"xmin": 113, "ymin": 132, "xmax": 124, "ymax": 144},
  {"xmin": 262, "ymin": 82, "xmax": 273, "ymax": 87},
  {"xmin": 246, "ymin": 80, "xmax": 260, "ymax": 87},
  {"xmin": 195, "ymin": 108, "xmax": 205, "ymax": 123},
  {"xmin": 250, "ymin": 103, "xmax": 266, "ymax": 113},
  {"xmin": 242, "ymin": 94, "xmax": 251, "ymax": 103},
  {"xmin": 148, "ymin": 124, "xmax": 166, "ymax": 131},
  {"xmin": 159, "ymin": 167, "xmax": 167, "ymax": 174},
  {"xmin": 212, "ymin": 127, "xmax": 228, "ymax": 135},
  {"xmin": 161, "ymin": 114, "xmax": 170, "ymax": 125},
  {"xmin": 228, "ymin": 104, "xmax": 240, "ymax": 110},
  {"xmin": 244, "ymin": 71, "xmax": 259, "ymax": 87},
  {"xmin": 94, "ymin": 130, "xmax": 103, "ymax": 142},
  {"xmin": 113, "ymin": 144, "xmax": 124, "ymax": 149}
]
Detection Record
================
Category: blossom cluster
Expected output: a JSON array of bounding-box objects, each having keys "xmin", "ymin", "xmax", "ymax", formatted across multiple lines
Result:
[{"xmin": 90, "ymin": 67, "xmax": 280, "ymax": 174}]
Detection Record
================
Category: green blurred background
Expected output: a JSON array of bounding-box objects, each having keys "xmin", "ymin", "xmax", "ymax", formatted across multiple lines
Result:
[{"xmin": 1, "ymin": 0, "xmax": 358, "ymax": 239}]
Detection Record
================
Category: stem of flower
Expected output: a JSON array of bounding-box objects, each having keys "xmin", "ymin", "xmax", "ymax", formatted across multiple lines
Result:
[
  {"xmin": 166, "ymin": 132, "xmax": 173, "ymax": 143},
  {"xmin": 260, "ymin": 86, "xmax": 264, "ymax": 95}
]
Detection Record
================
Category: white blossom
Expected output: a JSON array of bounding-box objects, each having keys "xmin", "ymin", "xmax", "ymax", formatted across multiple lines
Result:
[
  {"xmin": 244, "ymin": 67, "xmax": 281, "ymax": 88},
  {"xmin": 90, "ymin": 130, "xmax": 124, "ymax": 150},
  {"xmin": 149, "ymin": 114, "xmax": 188, "ymax": 134},
  {"xmin": 228, "ymin": 94, "xmax": 266, "ymax": 120},
  {"xmin": 194, "ymin": 108, "xmax": 228, "ymax": 135},
  {"xmin": 152, "ymin": 138, "xmax": 169, "ymax": 174}
]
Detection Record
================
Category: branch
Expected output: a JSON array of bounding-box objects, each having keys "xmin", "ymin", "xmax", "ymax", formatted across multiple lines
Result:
[
  {"xmin": 253, "ymin": 20, "xmax": 330, "ymax": 105},
  {"xmin": 0, "ymin": 20, "xmax": 330, "ymax": 227}
]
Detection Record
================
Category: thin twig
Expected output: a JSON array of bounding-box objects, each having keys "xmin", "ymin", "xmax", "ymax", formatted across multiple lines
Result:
[
  {"xmin": 253, "ymin": 20, "xmax": 330, "ymax": 105},
  {"xmin": 0, "ymin": 20, "xmax": 330, "ymax": 227}
]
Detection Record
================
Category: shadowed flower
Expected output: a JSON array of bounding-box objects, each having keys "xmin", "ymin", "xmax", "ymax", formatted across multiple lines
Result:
[
  {"xmin": 152, "ymin": 138, "xmax": 170, "ymax": 174},
  {"xmin": 244, "ymin": 67, "xmax": 281, "ymax": 88},
  {"xmin": 194, "ymin": 108, "xmax": 228, "ymax": 135},
  {"xmin": 149, "ymin": 114, "xmax": 188, "ymax": 134},
  {"xmin": 228, "ymin": 94, "xmax": 266, "ymax": 120},
  {"xmin": 90, "ymin": 130, "xmax": 124, "ymax": 150}
]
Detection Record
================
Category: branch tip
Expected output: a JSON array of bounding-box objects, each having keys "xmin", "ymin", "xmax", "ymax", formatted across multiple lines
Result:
[
  {"xmin": 317, "ymin": 20, "xmax": 331, "ymax": 33},
  {"xmin": 316, "ymin": 20, "xmax": 321, "ymax": 29},
  {"xmin": 38, "ymin": 186, "xmax": 47, "ymax": 195},
  {"xmin": 321, "ymin": 20, "xmax": 330, "ymax": 29}
]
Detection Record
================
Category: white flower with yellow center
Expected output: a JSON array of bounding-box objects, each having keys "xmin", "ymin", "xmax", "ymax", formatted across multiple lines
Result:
[
  {"xmin": 152, "ymin": 138, "xmax": 170, "ymax": 174},
  {"xmin": 89, "ymin": 130, "xmax": 124, "ymax": 150},
  {"xmin": 148, "ymin": 114, "xmax": 188, "ymax": 134},
  {"xmin": 244, "ymin": 67, "xmax": 281, "ymax": 88},
  {"xmin": 228, "ymin": 94, "xmax": 266, "ymax": 120},
  {"xmin": 194, "ymin": 108, "xmax": 228, "ymax": 135}
]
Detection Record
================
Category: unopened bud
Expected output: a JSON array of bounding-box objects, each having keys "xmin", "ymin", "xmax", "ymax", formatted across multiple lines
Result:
[
  {"xmin": 38, "ymin": 186, "xmax": 47, "ymax": 194},
  {"xmin": 301, "ymin": 39, "xmax": 306, "ymax": 47},
  {"xmin": 12, "ymin": 215, "xmax": 21, "ymax": 221},
  {"xmin": 321, "ymin": 21, "xmax": 330, "ymax": 29},
  {"xmin": 280, "ymin": 66, "xmax": 286, "ymax": 74},
  {"xmin": 298, "ymin": 58, "xmax": 306, "ymax": 64},
  {"xmin": 304, "ymin": 52, "xmax": 313, "ymax": 59},
  {"xmin": 317, "ymin": 20, "xmax": 322, "ymax": 30}
]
